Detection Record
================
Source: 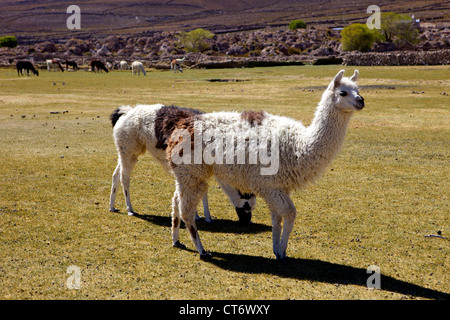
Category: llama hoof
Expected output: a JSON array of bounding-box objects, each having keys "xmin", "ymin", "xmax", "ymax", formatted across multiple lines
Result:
[
  {"xmin": 109, "ymin": 208, "xmax": 119, "ymax": 213},
  {"xmin": 127, "ymin": 211, "xmax": 135, "ymax": 216},
  {"xmin": 173, "ymin": 241, "xmax": 187, "ymax": 250},
  {"xmin": 205, "ymin": 218, "xmax": 214, "ymax": 223},
  {"xmin": 200, "ymin": 251, "xmax": 213, "ymax": 259}
]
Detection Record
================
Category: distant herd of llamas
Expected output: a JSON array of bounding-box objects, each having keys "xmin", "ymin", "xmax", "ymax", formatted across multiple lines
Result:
[{"xmin": 15, "ymin": 57, "xmax": 186, "ymax": 76}]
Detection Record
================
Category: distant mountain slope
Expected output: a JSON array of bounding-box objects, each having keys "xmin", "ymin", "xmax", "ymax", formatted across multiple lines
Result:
[{"xmin": 0, "ymin": 0, "xmax": 448, "ymax": 39}]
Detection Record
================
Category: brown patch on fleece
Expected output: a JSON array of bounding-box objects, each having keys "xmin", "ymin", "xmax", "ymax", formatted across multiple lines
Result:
[
  {"xmin": 172, "ymin": 216, "xmax": 179, "ymax": 229},
  {"xmin": 241, "ymin": 110, "xmax": 265, "ymax": 127},
  {"xmin": 166, "ymin": 112, "xmax": 199, "ymax": 166},
  {"xmin": 154, "ymin": 105, "xmax": 203, "ymax": 150},
  {"xmin": 188, "ymin": 225, "xmax": 197, "ymax": 240}
]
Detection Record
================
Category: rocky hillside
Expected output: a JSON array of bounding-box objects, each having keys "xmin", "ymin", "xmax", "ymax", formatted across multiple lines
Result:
[{"xmin": 1, "ymin": 25, "xmax": 449, "ymax": 69}]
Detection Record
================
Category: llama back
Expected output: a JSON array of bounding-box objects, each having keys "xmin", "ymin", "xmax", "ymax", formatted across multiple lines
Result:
[{"xmin": 112, "ymin": 104, "xmax": 206, "ymax": 169}]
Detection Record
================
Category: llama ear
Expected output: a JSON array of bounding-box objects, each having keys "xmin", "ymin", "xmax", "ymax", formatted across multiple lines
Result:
[
  {"xmin": 350, "ymin": 70, "xmax": 359, "ymax": 82},
  {"xmin": 328, "ymin": 70, "xmax": 345, "ymax": 91}
]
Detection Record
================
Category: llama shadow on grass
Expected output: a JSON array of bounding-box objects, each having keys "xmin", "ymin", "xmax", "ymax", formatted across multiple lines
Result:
[
  {"xmin": 202, "ymin": 251, "xmax": 450, "ymax": 300},
  {"xmin": 133, "ymin": 213, "xmax": 271, "ymax": 234},
  {"xmin": 132, "ymin": 213, "xmax": 449, "ymax": 299}
]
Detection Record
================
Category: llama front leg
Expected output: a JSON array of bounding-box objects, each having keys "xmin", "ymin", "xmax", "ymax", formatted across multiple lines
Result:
[
  {"xmin": 171, "ymin": 189, "xmax": 185, "ymax": 249},
  {"xmin": 181, "ymin": 203, "xmax": 209, "ymax": 257},
  {"xmin": 266, "ymin": 190, "xmax": 297, "ymax": 260},
  {"xmin": 109, "ymin": 163, "xmax": 121, "ymax": 212},
  {"xmin": 194, "ymin": 193, "xmax": 212, "ymax": 222},
  {"xmin": 178, "ymin": 181, "xmax": 211, "ymax": 258},
  {"xmin": 278, "ymin": 212, "xmax": 296, "ymax": 260},
  {"xmin": 271, "ymin": 213, "xmax": 282, "ymax": 259}
]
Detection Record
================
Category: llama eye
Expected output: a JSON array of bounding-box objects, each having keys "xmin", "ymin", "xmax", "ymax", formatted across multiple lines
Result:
[{"xmin": 339, "ymin": 91, "xmax": 348, "ymax": 97}]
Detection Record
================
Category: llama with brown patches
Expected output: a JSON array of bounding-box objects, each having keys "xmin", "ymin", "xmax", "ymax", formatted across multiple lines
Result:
[
  {"xmin": 170, "ymin": 57, "xmax": 185, "ymax": 73},
  {"xmin": 109, "ymin": 104, "xmax": 256, "ymax": 224},
  {"xmin": 46, "ymin": 59, "xmax": 64, "ymax": 72},
  {"xmin": 167, "ymin": 70, "xmax": 365, "ymax": 260}
]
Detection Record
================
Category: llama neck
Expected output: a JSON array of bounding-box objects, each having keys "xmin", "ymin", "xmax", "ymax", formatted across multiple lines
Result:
[{"xmin": 300, "ymin": 95, "xmax": 353, "ymax": 173}]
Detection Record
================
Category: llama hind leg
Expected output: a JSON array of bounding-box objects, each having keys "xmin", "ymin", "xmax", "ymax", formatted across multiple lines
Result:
[
  {"xmin": 109, "ymin": 163, "xmax": 121, "ymax": 212},
  {"xmin": 119, "ymin": 154, "xmax": 138, "ymax": 215}
]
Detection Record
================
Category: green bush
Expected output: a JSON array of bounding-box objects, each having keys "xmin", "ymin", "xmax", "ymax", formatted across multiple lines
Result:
[
  {"xmin": 380, "ymin": 12, "xmax": 419, "ymax": 45},
  {"xmin": 340, "ymin": 23, "xmax": 377, "ymax": 52},
  {"xmin": 289, "ymin": 20, "xmax": 307, "ymax": 30},
  {"xmin": 0, "ymin": 36, "xmax": 18, "ymax": 48},
  {"xmin": 178, "ymin": 28, "xmax": 214, "ymax": 53}
]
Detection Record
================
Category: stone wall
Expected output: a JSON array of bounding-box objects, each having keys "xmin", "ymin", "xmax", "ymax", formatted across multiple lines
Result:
[{"xmin": 343, "ymin": 50, "xmax": 450, "ymax": 66}]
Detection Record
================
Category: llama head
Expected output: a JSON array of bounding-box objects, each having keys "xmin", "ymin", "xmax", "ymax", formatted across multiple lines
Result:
[
  {"xmin": 234, "ymin": 192, "xmax": 257, "ymax": 226},
  {"xmin": 327, "ymin": 70, "xmax": 365, "ymax": 112}
]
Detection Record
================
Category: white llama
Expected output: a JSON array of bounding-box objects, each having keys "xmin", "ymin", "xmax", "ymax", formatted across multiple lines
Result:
[
  {"xmin": 166, "ymin": 70, "xmax": 365, "ymax": 260},
  {"xmin": 131, "ymin": 61, "xmax": 146, "ymax": 76},
  {"xmin": 119, "ymin": 60, "xmax": 128, "ymax": 70},
  {"xmin": 170, "ymin": 57, "xmax": 185, "ymax": 73},
  {"xmin": 109, "ymin": 104, "xmax": 257, "ymax": 224}
]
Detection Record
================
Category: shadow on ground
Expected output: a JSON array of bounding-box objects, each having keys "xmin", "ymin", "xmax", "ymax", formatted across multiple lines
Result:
[
  {"xmin": 203, "ymin": 252, "xmax": 450, "ymax": 300},
  {"xmin": 133, "ymin": 212, "xmax": 449, "ymax": 300},
  {"xmin": 134, "ymin": 213, "xmax": 271, "ymax": 234}
]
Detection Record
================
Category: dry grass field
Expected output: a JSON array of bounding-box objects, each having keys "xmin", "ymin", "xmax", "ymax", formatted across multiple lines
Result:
[{"xmin": 0, "ymin": 65, "xmax": 448, "ymax": 300}]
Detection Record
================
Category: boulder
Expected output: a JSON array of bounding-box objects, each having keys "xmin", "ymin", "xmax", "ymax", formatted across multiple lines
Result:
[
  {"xmin": 226, "ymin": 44, "xmax": 248, "ymax": 56},
  {"xmin": 95, "ymin": 44, "xmax": 111, "ymax": 56},
  {"xmin": 41, "ymin": 41, "xmax": 57, "ymax": 53}
]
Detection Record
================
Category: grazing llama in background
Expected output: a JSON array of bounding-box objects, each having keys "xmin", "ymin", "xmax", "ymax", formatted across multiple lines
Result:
[
  {"xmin": 119, "ymin": 60, "xmax": 128, "ymax": 70},
  {"xmin": 16, "ymin": 61, "xmax": 39, "ymax": 76},
  {"xmin": 170, "ymin": 57, "xmax": 185, "ymax": 73},
  {"xmin": 109, "ymin": 104, "xmax": 257, "ymax": 224},
  {"xmin": 90, "ymin": 60, "xmax": 108, "ymax": 73},
  {"xmin": 167, "ymin": 70, "xmax": 365, "ymax": 260},
  {"xmin": 131, "ymin": 61, "xmax": 146, "ymax": 76},
  {"xmin": 46, "ymin": 59, "xmax": 64, "ymax": 72},
  {"xmin": 65, "ymin": 60, "xmax": 78, "ymax": 71}
]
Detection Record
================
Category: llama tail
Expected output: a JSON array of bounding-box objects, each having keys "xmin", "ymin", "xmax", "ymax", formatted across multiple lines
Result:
[{"xmin": 110, "ymin": 106, "xmax": 133, "ymax": 128}]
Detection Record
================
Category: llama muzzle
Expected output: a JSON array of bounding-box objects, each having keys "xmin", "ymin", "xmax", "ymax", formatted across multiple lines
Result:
[{"xmin": 355, "ymin": 95, "xmax": 365, "ymax": 110}]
